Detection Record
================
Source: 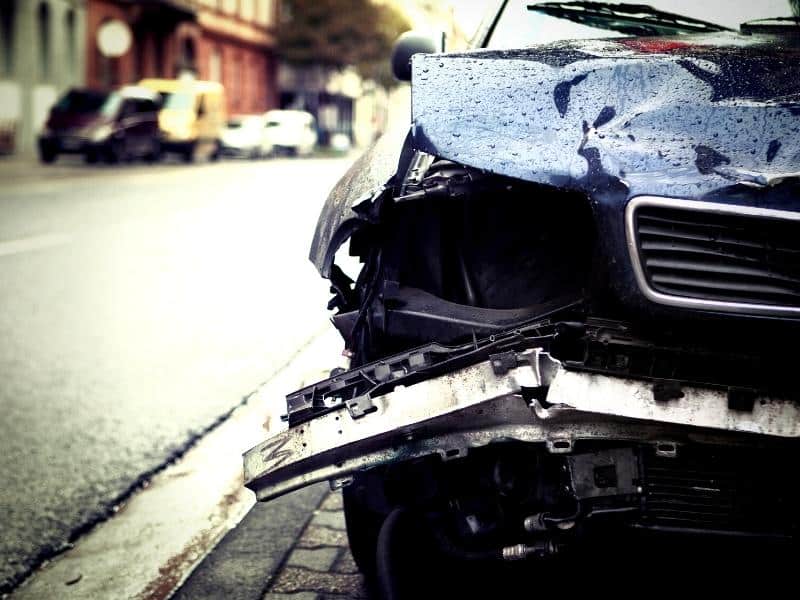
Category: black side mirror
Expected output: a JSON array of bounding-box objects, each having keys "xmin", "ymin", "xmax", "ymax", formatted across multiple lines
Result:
[{"xmin": 391, "ymin": 31, "xmax": 443, "ymax": 82}]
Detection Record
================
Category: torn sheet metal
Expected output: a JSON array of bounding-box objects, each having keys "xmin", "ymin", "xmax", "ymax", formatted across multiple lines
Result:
[
  {"xmin": 309, "ymin": 121, "xmax": 409, "ymax": 277},
  {"xmin": 544, "ymin": 370, "xmax": 800, "ymax": 438}
]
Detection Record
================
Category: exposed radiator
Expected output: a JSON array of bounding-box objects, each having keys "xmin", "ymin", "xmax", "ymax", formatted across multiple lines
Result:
[{"xmin": 640, "ymin": 445, "xmax": 797, "ymax": 536}]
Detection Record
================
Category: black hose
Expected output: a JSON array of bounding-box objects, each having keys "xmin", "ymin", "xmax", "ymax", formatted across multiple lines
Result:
[
  {"xmin": 430, "ymin": 526, "xmax": 501, "ymax": 562},
  {"xmin": 375, "ymin": 508, "xmax": 406, "ymax": 600},
  {"xmin": 375, "ymin": 509, "xmax": 505, "ymax": 599}
]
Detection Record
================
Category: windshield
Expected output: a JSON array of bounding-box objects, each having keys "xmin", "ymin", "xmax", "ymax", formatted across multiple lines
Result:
[
  {"xmin": 52, "ymin": 90, "xmax": 108, "ymax": 114},
  {"xmin": 227, "ymin": 116, "xmax": 262, "ymax": 129},
  {"xmin": 487, "ymin": 0, "xmax": 798, "ymax": 48},
  {"xmin": 161, "ymin": 91, "xmax": 195, "ymax": 111},
  {"xmin": 99, "ymin": 93, "xmax": 123, "ymax": 118}
]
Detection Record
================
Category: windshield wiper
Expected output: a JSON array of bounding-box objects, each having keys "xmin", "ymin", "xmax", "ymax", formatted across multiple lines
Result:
[{"xmin": 528, "ymin": 2, "xmax": 731, "ymax": 36}]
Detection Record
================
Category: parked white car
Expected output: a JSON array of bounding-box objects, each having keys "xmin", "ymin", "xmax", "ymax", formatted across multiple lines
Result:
[
  {"xmin": 220, "ymin": 115, "xmax": 272, "ymax": 159},
  {"xmin": 264, "ymin": 110, "xmax": 317, "ymax": 156}
]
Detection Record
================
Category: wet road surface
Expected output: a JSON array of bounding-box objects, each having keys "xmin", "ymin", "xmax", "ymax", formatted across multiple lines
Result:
[{"xmin": 0, "ymin": 155, "xmax": 354, "ymax": 592}]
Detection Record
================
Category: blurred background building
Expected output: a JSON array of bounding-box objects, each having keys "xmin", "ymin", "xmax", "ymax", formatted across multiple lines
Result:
[
  {"xmin": 277, "ymin": 0, "xmax": 467, "ymax": 149},
  {"xmin": 0, "ymin": 0, "xmax": 87, "ymax": 156},
  {"xmin": 0, "ymin": 0, "xmax": 467, "ymax": 157},
  {"xmin": 84, "ymin": 1, "xmax": 279, "ymax": 122},
  {"xmin": 1, "ymin": 0, "xmax": 279, "ymax": 156}
]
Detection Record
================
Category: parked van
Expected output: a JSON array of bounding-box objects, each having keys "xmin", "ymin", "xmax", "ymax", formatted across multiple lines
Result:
[
  {"xmin": 138, "ymin": 78, "xmax": 226, "ymax": 162},
  {"xmin": 38, "ymin": 86, "xmax": 161, "ymax": 164}
]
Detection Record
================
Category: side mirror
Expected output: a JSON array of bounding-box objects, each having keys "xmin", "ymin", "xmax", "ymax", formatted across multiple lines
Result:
[{"xmin": 391, "ymin": 31, "xmax": 444, "ymax": 82}]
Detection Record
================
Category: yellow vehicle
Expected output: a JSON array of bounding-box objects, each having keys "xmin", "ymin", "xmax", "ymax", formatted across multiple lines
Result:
[{"xmin": 138, "ymin": 78, "xmax": 226, "ymax": 162}]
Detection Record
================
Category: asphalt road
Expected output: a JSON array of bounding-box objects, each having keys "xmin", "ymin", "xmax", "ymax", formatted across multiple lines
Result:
[{"xmin": 0, "ymin": 155, "xmax": 355, "ymax": 593}]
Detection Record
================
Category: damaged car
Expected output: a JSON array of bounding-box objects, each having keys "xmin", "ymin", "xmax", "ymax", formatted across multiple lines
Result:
[{"xmin": 245, "ymin": 0, "xmax": 800, "ymax": 591}]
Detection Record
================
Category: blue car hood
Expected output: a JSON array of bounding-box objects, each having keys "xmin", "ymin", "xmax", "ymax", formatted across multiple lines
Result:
[
  {"xmin": 412, "ymin": 32, "xmax": 800, "ymax": 196},
  {"xmin": 311, "ymin": 31, "xmax": 800, "ymax": 276}
]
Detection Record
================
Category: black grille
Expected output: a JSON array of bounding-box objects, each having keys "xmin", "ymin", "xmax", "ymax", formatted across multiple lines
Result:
[
  {"xmin": 641, "ymin": 445, "xmax": 797, "ymax": 536},
  {"xmin": 634, "ymin": 204, "xmax": 800, "ymax": 308}
]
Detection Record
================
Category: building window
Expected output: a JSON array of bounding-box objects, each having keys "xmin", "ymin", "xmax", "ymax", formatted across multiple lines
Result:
[
  {"xmin": 0, "ymin": 0, "xmax": 15, "ymax": 76},
  {"xmin": 179, "ymin": 37, "xmax": 196, "ymax": 76},
  {"xmin": 279, "ymin": 0, "xmax": 291, "ymax": 23},
  {"xmin": 65, "ymin": 9, "xmax": 75, "ymax": 79},
  {"xmin": 256, "ymin": 0, "xmax": 273, "ymax": 26},
  {"xmin": 233, "ymin": 54, "xmax": 242, "ymax": 110},
  {"xmin": 240, "ymin": 0, "xmax": 255, "ymax": 21},
  {"xmin": 209, "ymin": 47, "xmax": 221, "ymax": 82},
  {"xmin": 155, "ymin": 34, "xmax": 165, "ymax": 78},
  {"xmin": 37, "ymin": 2, "xmax": 51, "ymax": 80}
]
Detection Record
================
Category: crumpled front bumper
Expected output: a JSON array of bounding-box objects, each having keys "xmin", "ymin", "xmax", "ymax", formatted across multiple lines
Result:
[{"xmin": 243, "ymin": 347, "xmax": 800, "ymax": 502}]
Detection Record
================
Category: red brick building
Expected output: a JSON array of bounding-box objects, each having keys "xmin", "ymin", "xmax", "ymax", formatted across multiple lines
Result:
[{"xmin": 85, "ymin": 0, "xmax": 278, "ymax": 115}]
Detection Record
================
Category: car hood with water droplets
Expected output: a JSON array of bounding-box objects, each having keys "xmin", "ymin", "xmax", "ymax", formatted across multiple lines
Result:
[
  {"xmin": 310, "ymin": 31, "xmax": 800, "ymax": 277},
  {"xmin": 411, "ymin": 32, "xmax": 800, "ymax": 198}
]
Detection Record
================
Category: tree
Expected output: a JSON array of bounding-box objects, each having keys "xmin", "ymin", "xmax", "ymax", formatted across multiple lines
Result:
[{"xmin": 277, "ymin": 0, "xmax": 411, "ymax": 89}]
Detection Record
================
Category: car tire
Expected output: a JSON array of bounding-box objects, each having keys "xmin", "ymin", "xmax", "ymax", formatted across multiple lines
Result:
[
  {"xmin": 182, "ymin": 144, "xmax": 196, "ymax": 163},
  {"xmin": 210, "ymin": 141, "xmax": 221, "ymax": 162},
  {"xmin": 342, "ymin": 485, "xmax": 384, "ymax": 580},
  {"xmin": 144, "ymin": 141, "xmax": 162, "ymax": 164},
  {"xmin": 104, "ymin": 139, "xmax": 124, "ymax": 164},
  {"xmin": 39, "ymin": 149, "xmax": 57, "ymax": 164},
  {"xmin": 84, "ymin": 150, "xmax": 99, "ymax": 164}
]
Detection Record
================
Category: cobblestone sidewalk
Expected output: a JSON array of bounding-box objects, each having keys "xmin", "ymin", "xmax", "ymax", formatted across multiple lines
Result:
[{"xmin": 263, "ymin": 491, "xmax": 370, "ymax": 600}]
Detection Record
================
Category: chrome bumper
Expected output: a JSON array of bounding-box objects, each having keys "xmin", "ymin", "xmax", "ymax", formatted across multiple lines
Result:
[{"xmin": 244, "ymin": 349, "xmax": 800, "ymax": 501}]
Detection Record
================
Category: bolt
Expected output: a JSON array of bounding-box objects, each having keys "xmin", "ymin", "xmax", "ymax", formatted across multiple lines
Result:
[
  {"xmin": 502, "ymin": 544, "xmax": 529, "ymax": 561},
  {"xmin": 523, "ymin": 514, "xmax": 545, "ymax": 532},
  {"xmin": 502, "ymin": 541, "xmax": 556, "ymax": 561}
]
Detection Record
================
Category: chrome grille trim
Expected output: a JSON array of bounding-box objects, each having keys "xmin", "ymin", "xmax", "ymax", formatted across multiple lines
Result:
[{"xmin": 625, "ymin": 195, "xmax": 800, "ymax": 317}]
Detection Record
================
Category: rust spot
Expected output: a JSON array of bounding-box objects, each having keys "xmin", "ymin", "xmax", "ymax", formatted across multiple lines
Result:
[
  {"xmin": 218, "ymin": 489, "xmax": 240, "ymax": 510},
  {"xmin": 136, "ymin": 529, "xmax": 214, "ymax": 600},
  {"xmin": 136, "ymin": 485, "xmax": 245, "ymax": 600}
]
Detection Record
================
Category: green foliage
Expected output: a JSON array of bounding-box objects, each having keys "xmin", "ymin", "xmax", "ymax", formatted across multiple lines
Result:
[{"xmin": 277, "ymin": 0, "xmax": 411, "ymax": 87}]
